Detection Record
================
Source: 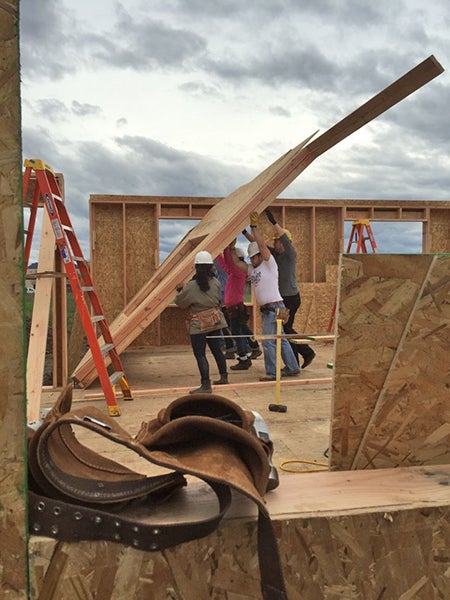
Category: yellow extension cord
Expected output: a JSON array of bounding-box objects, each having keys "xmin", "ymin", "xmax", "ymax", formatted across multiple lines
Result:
[{"xmin": 279, "ymin": 459, "xmax": 329, "ymax": 473}]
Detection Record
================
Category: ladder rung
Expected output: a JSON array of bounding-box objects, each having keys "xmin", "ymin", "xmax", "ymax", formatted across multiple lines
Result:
[
  {"xmin": 109, "ymin": 371, "xmax": 125, "ymax": 386},
  {"xmin": 73, "ymin": 256, "xmax": 85, "ymax": 262},
  {"xmin": 82, "ymin": 286, "xmax": 95, "ymax": 292},
  {"xmin": 62, "ymin": 224, "xmax": 73, "ymax": 232},
  {"xmin": 91, "ymin": 315, "xmax": 105, "ymax": 323},
  {"xmin": 101, "ymin": 343, "xmax": 115, "ymax": 354}
]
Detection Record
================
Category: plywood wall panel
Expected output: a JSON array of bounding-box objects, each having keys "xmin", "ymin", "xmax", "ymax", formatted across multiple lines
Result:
[
  {"xmin": 91, "ymin": 203, "xmax": 125, "ymax": 322},
  {"xmin": 352, "ymin": 254, "xmax": 450, "ymax": 469},
  {"xmin": 330, "ymin": 254, "xmax": 450, "ymax": 471},
  {"xmin": 285, "ymin": 206, "xmax": 313, "ymax": 283},
  {"xmin": 429, "ymin": 209, "xmax": 450, "ymax": 253},
  {"xmin": 295, "ymin": 282, "xmax": 336, "ymax": 333},
  {"xmin": 29, "ymin": 467, "xmax": 450, "ymax": 600},
  {"xmin": 315, "ymin": 207, "xmax": 341, "ymax": 282},
  {"xmin": 0, "ymin": 1, "xmax": 27, "ymax": 597},
  {"xmin": 124, "ymin": 203, "xmax": 159, "ymax": 346},
  {"xmin": 124, "ymin": 204, "xmax": 157, "ymax": 300}
]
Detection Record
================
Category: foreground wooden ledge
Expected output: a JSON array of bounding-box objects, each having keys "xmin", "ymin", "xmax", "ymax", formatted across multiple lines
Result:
[{"xmin": 29, "ymin": 465, "xmax": 450, "ymax": 599}]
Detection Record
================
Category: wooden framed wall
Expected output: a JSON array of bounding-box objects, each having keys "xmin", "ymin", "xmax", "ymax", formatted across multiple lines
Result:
[
  {"xmin": 90, "ymin": 195, "xmax": 450, "ymax": 346},
  {"xmin": 0, "ymin": 0, "xmax": 28, "ymax": 597}
]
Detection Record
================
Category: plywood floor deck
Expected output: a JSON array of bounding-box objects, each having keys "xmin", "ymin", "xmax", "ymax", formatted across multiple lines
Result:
[{"xmin": 40, "ymin": 341, "xmax": 334, "ymax": 480}]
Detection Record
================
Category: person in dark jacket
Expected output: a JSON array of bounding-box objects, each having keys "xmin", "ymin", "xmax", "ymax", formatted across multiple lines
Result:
[{"xmin": 175, "ymin": 251, "xmax": 229, "ymax": 393}]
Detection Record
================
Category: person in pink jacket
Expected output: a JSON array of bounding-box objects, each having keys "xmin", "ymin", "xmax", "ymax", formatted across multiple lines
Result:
[{"xmin": 215, "ymin": 242, "xmax": 262, "ymax": 370}]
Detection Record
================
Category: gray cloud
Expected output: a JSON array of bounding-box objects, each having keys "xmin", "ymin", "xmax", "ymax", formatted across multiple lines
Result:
[
  {"xmin": 269, "ymin": 106, "xmax": 291, "ymax": 118},
  {"xmin": 34, "ymin": 99, "xmax": 70, "ymax": 120},
  {"xmin": 20, "ymin": 0, "xmax": 78, "ymax": 79},
  {"xmin": 80, "ymin": 4, "xmax": 207, "ymax": 71},
  {"xmin": 71, "ymin": 101, "xmax": 102, "ymax": 117}
]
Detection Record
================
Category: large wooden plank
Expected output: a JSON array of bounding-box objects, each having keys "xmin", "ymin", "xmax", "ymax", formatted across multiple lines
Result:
[
  {"xmin": 73, "ymin": 56, "xmax": 444, "ymax": 388},
  {"xmin": 26, "ymin": 211, "xmax": 55, "ymax": 422},
  {"xmin": 330, "ymin": 254, "xmax": 450, "ymax": 470},
  {"xmin": 29, "ymin": 466, "xmax": 450, "ymax": 599},
  {"xmin": 0, "ymin": 0, "xmax": 28, "ymax": 597}
]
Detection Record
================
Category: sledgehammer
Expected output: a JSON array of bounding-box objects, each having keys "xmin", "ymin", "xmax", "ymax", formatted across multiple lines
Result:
[{"xmin": 269, "ymin": 318, "xmax": 287, "ymax": 412}]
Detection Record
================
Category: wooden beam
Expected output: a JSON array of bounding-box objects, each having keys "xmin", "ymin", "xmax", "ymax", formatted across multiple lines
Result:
[
  {"xmin": 26, "ymin": 211, "xmax": 55, "ymax": 422},
  {"xmin": 81, "ymin": 376, "xmax": 333, "ymax": 400},
  {"xmin": 73, "ymin": 56, "xmax": 444, "ymax": 388}
]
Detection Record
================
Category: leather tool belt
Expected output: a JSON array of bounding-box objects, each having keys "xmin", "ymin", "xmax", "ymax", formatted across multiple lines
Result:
[
  {"xmin": 260, "ymin": 303, "xmax": 290, "ymax": 324},
  {"xmin": 28, "ymin": 385, "xmax": 288, "ymax": 600}
]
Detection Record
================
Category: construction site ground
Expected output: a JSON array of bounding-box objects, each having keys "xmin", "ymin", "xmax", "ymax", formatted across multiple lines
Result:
[{"xmin": 40, "ymin": 340, "xmax": 335, "ymax": 491}]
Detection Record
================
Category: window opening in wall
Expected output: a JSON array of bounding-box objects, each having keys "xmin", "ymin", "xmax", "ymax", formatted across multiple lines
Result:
[
  {"xmin": 159, "ymin": 219, "xmax": 199, "ymax": 264},
  {"xmin": 344, "ymin": 221, "xmax": 423, "ymax": 253}
]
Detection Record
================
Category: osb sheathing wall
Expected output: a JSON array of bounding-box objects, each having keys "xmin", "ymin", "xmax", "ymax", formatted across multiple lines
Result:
[
  {"xmin": 330, "ymin": 254, "xmax": 450, "ymax": 470},
  {"xmin": 0, "ymin": 0, "xmax": 28, "ymax": 597},
  {"xmin": 90, "ymin": 195, "xmax": 450, "ymax": 346},
  {"xmin": 28, "ymin": 466, "xmax": 450, "ymax": 599}
]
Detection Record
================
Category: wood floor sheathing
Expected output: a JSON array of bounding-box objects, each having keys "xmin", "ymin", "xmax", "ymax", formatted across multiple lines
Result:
[{"xmin": 40, "ymin": 341, "xmax": 334, "ymax": 485}]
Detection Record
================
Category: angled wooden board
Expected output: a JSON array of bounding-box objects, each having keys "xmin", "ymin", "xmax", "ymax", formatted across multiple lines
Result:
[
  {"xmin": 330, "ymin": 254, "xmax": 450, "ymax": 470},
  {"xmin": 73, "ymin": 56, "xmax": 444, "ymax": 388}
]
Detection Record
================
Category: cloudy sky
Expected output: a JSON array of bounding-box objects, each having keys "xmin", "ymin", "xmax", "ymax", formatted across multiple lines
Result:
[{"xmin": 20, "ymin": 0, "xmax": 450, "ymax": 263}]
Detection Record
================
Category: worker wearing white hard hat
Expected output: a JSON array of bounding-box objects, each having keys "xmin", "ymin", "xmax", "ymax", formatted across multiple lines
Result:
[
  {"xmin": 175, "ymin": 250, "xmax": 229, "ymax": 393},
  {"xmin": 232, "ymin": 212, "xmax": 300, "ymax": 381}
]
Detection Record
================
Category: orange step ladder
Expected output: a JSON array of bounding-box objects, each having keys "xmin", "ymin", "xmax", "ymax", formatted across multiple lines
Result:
[
  {"xmin": 23, "ymin": 158, "xmax": 133, "ymax": 416},
  {"xmin": 345, "ymin": 219, "xmax": 378, "ymax": 253},
  {"xmin": 327, "ymin": 220, "xmax": 378, "ymax": 332}
]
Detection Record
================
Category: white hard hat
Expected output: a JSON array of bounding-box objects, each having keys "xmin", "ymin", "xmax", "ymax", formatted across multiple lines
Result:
[
  {"xmin": 247, "ymin": 241, "xmax": 260, "ymax": 258},
  {"xmin": 194, "ymin": 250, "xmax": 214, "ymax": 264},
  {"xmin": 235, "ymin": 247, "xmax": 245, "ymax": 259}
]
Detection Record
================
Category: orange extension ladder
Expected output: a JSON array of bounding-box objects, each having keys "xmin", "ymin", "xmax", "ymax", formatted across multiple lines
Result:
[
  {"xmin": 327, "ymin": 220, "xmax": 378, "ymax": 332},
  {"xmin": 23, "ymin": 158, "xmax": 133, "ymax": 416}
]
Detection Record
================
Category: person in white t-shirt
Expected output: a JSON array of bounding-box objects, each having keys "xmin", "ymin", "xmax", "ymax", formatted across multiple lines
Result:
[{"xmin": 230, "ymin": 212, "xmax": 300, "ymax": 381}]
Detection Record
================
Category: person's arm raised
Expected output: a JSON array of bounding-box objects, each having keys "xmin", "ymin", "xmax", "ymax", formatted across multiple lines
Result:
[
  {"xmin": 249, "ymin": 211, "xmax": 271, "ymax": 261},
  {"xmin": 229, "ymin": 247, "xmax": 249, "ymax": 273}
]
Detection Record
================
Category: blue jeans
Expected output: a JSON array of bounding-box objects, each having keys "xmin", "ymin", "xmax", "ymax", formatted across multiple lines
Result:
[{"xmin": 261, "ymin": 309, "xmax": 299, "ymax": 378}]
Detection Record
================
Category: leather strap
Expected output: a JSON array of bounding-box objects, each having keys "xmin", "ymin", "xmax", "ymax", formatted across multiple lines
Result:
[
  {"xmin": 29, "ymin": 480, "xmax": 231, "ymax": 551},
  {"xmin": 28, "ymin": 487, "xmax": 287, "ymax": 599}
]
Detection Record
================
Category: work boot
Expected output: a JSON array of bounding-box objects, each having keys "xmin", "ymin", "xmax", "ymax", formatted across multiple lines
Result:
[
  {"xmin": 297, "ymin": 344, "xmax": 315, "ymax": 368},
  {"xmin": 301, "ymin": 348, "xmax": 316, "ymax": 369},
  {"xmin": 189, "ymin": 379, "xmax": 212, "ymax": 394},
  {"xmin": 213, "ymin": 374, "xmax": 229, "ymax": 385},
  {"xmin": 230, "ymin": 358, "xmax": 252, "ymax": 370},
  {"xmin": 249, "ymin": 348, "xmax": 262, "ymax": 359}
]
